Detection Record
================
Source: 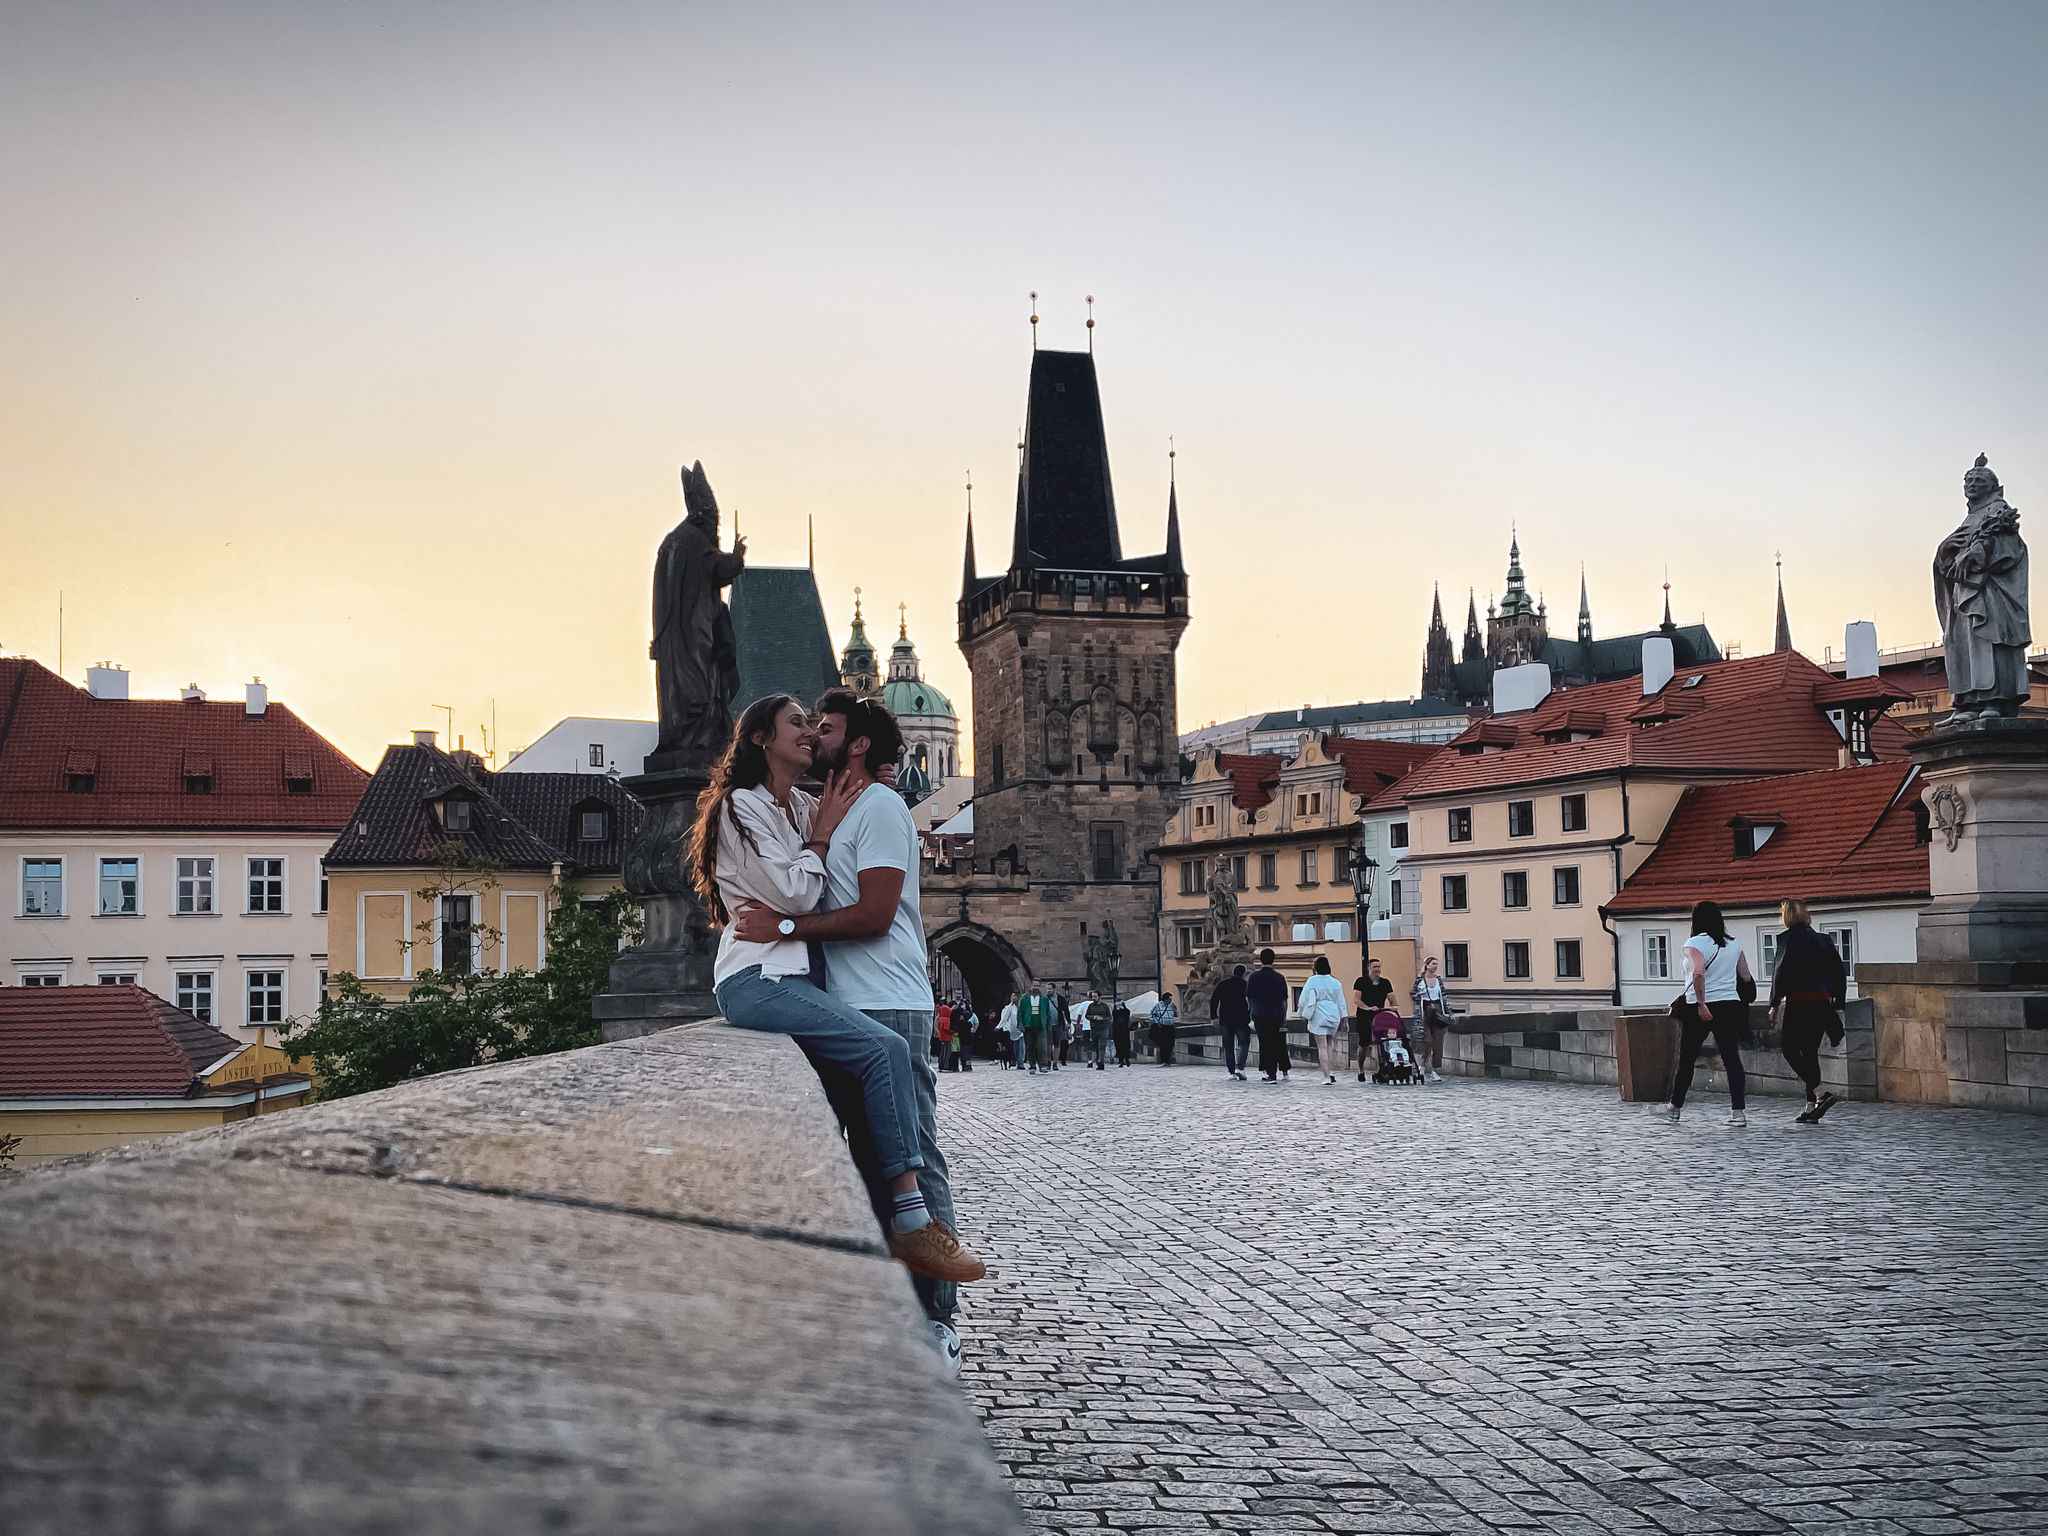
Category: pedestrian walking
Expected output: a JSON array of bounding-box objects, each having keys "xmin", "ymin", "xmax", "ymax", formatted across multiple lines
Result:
[
  {"xmin": 1050, "ymin": 987, "xmax": 1072, "ymax": 1069},
  {"xmin": 1018, "ymin": 983, "xmax": 1053, "ymax": 1074},
  {"xmin": 1212, "ymin": 965, "xmax": 1252, "ymax": 1081},
  {"xmin": 1111, "ymin": 996, "xmax": 1133, "ymax": 1067},
  {"xmin": 1769, "ymin": 899, "xmax": 1848, "ymax": 1125},
  {"xmin": 1148, "ymin": 990, "xmax": 1179, "ymax": 1063},
  {"xmin": 955, "ymin": 996, "xmax": 975, "ymax": 1072},
  {"xmin": 1407, "ymin": 957, "xmax": 1451, "ymax": 1083},
  {"xmin": 1084, "ymin": 991, "xmax": 1112, "ymax": 1069},
  {"xmin": 935, "ymin": 1000, "xmax": 957, "ymax": 1072},
  {"xmin": 1248, "ymin": 948, "xmax": 1291, "ymax": 1083},
  {"xmin": 1299, "ymin": 957, "xmax": 1347, "ymax": 1083},
  {"xmin": 998, "ymin": 990, "xmax": 1022, "ymax": 1068},
  {"xmin": 1665, "ymin": 900, "xmax": 1756, "ymax": 1128},
  {"xmin": 1352, "ymin": 958, "xmax": 1396, "ymax": 1082}
]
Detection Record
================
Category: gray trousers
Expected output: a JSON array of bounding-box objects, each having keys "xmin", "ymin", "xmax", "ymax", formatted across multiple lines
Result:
[{"xmin": 861, "ymin": 1008, "xmax": 957, "ymax": 1325}]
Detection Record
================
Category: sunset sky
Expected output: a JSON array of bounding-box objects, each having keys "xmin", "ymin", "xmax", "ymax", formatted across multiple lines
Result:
[{"xmin": 4, "ymin": 2, "xmax": 2044, "ymax": 771}]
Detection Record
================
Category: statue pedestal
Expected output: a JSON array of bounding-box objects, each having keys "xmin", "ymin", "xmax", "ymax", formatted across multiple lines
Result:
[
  {"xmin": 594, "ymin": 766, "xmax": 720, "ymax": 1041},
  {"xmin": 1910, "ymin": 716, "xmax": 2048, "ymax": 963}
]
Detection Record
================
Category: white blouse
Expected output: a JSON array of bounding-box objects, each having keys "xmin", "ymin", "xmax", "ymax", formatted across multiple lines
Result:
[{"xmin": 710, "ymin": 784, "xmax": 825, "ymax": 988}]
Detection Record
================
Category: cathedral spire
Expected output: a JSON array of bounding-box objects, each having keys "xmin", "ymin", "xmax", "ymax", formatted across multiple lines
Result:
[
  {"xmin": 1422, "ymin": 582, "xmax": 1456, "ymax": 699},
  {"xmin": 1577, "ymin": 565, "xmax": 1593, "ymax": 645},
  {"xmin": 960, "ymin": 475, "xmax": 978, "ymax": 598},
  {"xmin": 1772, "ymin": 555, "xmax": 1793, "ymax": 653},
  {"xmin": 1498, "ymin": 525, "xmax": 1536, "ymax": 618},
  {"xmin": 1162, "ymin": 479, "xmax": 1184, "ymax": 575},
  {"xmin": 1461, "ymin": 588, "xmax": 1485, "ymax": 664}
]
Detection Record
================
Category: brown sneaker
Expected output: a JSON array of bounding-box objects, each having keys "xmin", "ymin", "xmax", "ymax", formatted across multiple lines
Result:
[{"xmin": 888, "ymin": 1220, "xmax": 987, "ymax": 1284}]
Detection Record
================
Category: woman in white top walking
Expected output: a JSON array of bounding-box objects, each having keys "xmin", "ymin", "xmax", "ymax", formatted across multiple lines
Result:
[
  {"xmin": 1299, "ymin": 956, "xmax": 1348, "ymax": 1084},
  {"xmin": 1666, "ymin": 899, "xmax": 1756, "ymax": 1128},
  {"xmin": 692, "ymin": 694, "xmax": 984, "ymax": 1284}
]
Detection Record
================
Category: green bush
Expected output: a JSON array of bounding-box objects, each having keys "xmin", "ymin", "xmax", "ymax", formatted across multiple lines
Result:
[{"xmin": 282, "ymin": 888, "xmax": 641, "ymax": 1101}]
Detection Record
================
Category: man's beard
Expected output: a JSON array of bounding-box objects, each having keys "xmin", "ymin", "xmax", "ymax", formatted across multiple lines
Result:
[{"xmin": 813, "ymin": 739, "xmax": 852, "ymax": 775}]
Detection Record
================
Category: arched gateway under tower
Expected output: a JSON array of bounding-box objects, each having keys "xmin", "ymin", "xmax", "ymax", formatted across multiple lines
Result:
[{"xmin": 918, "ymin": 346, "xmax": 1188, "ymax": 1003}]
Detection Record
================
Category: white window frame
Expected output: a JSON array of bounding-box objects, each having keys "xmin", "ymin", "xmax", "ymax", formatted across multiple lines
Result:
[
  {"xmin": 1300, "ymin": 849, "xmax": 1319, "ymax": 884},
  {"xmin": 246, "ymin": 855, "xmax": 287, "ymax": 914},
  {"xmin": 1757, "ymin": 927, "xmax": 1785, "ymax": 983},
  {"xmin": 96, "ymin": 970, "xmax": 139, "ymax": 985},
  {"xmin": 175, "ymin": 854, "xmax": 217, "ymax": 915},
  {"xmin": 1502, "ymin": 870, "xmax": 1529, "ymax": 910},
  {"xmin": 1503, "ymin": 941, "xmax": 1532, "ymax": 980},
  {"xmin": 317, "ymin": 861, "xmax": 328, "ymax": 915},
  {"xmin": 176, "ymin": 970, "xmax": 218, "ymax": 1024},
  {"xmin": 1822, "ymin": 923, "xmax": 1858, "ymax": 977},
  {"xmin": 1553, "ymin": 866, "xmax": 1581, "ymax": 908},
  {"xmin": 245, "ymin": 968, "xmax": 287, "ymax": 1026},
  {"xmin": 1643, "ymin": 930, "xmax": 1671, "ymax": 981},
  {"xmin": 19, "ymin": 972, "xmax": 65, "ymax": 987},
  {"xmin": 21, "ymin": 855, "xmax": 65, "ymax": 917},
  {"xmin": 580, "ymin": 810, "xmax": 606, "ymax": 841},
  {"xmin": 437, "ymin": 893, "xmax": 480, "ymax": 974},
  {"xmin": 97, "ymin": 854, "xmax": 142, "ymax": 916}
]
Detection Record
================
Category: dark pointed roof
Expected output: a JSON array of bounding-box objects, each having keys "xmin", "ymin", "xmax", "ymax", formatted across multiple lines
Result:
[
  {"xmin": 960, "ymin": 512, "xmax": 978, "ymax": 598},
  {"xmin": 1162, "ymin": 483, "xmax": 1184, "ymax": 575},
  {"xmin": 730, "ymin": 565, "xmax": 841, "ymax": 713},
  {"xmin": 1773, "ymin": 566, "xmax": 1794, "ymax": 654},
  {"xmin": 1011, "ymin": 349, "xmax": 1122, "ymax": 570}
]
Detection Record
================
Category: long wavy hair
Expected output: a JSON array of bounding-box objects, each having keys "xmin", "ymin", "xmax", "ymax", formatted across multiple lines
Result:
[{"xmin": 689, "ymin": 693, "xmax": 801, "ymax": 926}]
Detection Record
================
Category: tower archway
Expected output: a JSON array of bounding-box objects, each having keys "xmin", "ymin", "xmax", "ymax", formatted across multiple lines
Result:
[{"xmin": 926, "ymin": 920, "xmax": 1030, "ymax": 1021}]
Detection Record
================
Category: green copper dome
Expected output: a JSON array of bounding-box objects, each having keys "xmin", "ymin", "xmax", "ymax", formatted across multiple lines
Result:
[{"xmin": 882, "ymin": 673, "xmax": 955, "ymax": 721}]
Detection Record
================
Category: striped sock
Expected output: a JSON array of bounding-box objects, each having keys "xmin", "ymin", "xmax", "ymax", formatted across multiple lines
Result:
[{"xmin": 889, "ymin": 1189, "xmax": 931, "ymax": 1235}]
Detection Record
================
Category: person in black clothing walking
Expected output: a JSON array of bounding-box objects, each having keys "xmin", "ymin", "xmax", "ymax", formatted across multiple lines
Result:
[
  {"xmin": 1247, "ymin": 949, "xmax": 1292, "ymax": 1083},
  {"xmin": 1770, "ymin": 898, "xmax": 1848, "ymax": 1124},
  {"xmin": 1111, "ymin": 997, "xmax": 1133, "ymax": 1067},
  {"xmin": 1351, "ymin": 958, "xmax": 1395, "ymax": 1082},
  {"xmin": 1212, "ymin": 965, "xmax": 1252, "ymax": 1081}
]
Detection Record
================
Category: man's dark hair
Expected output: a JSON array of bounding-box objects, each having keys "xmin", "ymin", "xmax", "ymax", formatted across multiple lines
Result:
[
  {"xmin": 1258, "ymin": 948, "xmax": 1275, "ymax": 966},
  {"xmin": 814, "ymin": 688, "xmax": 906, "ymax": 777},
  {"xmin": 1313, "ymin": 956, "xmax": 1332, "ymax": 975}
]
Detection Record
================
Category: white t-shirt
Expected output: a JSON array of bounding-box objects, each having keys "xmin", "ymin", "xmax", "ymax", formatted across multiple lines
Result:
[
  {"xmin": 822, "ymin": 782, "xmax": 931, "ymax": 1011},
  {"xmin": 1685, "ymin": 933, "xmax": 1745, "ymax": 1004}
]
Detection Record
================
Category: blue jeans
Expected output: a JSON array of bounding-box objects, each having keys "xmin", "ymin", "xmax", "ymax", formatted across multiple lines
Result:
[
  {"xmin": 712, "ymin": 967, "xmax": 925, "ymax": 1181},
  {"xmin": 861, "ymin": 1008, "xmax": 958, "ymax": 1325},
  {"xmin": 1220, "ymin": 1021, "xmax": 1251, "ymax": 1074}
]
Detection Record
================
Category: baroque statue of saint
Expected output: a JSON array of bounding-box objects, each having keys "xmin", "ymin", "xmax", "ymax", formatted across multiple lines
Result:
[
  {"xmin": 1207, "ymin": 864, "xmax": 1243, "ymax": 940},
  {"xmin": 1085, "ymin": 920, "xmax": 1121, "ymax": 998},
  {"xmin": 1935, "ymin": 454, "xmax": 2030, "ymax": 720},
  {"xmin": 651, "ymin": 462, "xmax": 748, "ymax": 762}
]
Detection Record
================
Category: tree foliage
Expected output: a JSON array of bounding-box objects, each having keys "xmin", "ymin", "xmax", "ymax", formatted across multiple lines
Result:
[{"xmin": 282, "ymin": 885, "xmax": 641, "ymax": 1101}]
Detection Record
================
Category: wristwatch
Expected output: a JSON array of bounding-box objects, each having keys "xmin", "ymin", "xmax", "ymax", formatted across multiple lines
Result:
[{"xmin": 777, "ymin": 918, "xmax": 797, "ymax": 937}]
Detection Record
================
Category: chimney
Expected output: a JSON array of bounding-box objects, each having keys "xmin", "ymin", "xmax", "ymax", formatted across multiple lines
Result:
[
  {"xmin": 1641, "ymin": 637, "xmax": 1675, "ymax": 696},
  {"xmin": 181, "ymin": 684, "xmax": 206, "ymax": 702},
  {"xmin": 1491, "ymin": 662, "xmax": 1552, "ymax": 715},
  {"xmin": 414, "ymin": 730, "xmax": 437, "ymax": 748},
  {"xmin": 86, "ymin": 664, "xmax": 129, "ymax": 700},
  {"xmin": 1844, "ymin": 621, "xmax": 1879, "ymax": 680},
  {"xmin": 245, "ymin": 679, "xmax": 268, "ymax": 717}
]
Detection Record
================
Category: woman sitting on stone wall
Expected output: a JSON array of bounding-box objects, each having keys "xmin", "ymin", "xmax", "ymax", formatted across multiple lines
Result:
[{"xmin": 690, "ymin": 693, "xmax": 984, "ymax": 1285}]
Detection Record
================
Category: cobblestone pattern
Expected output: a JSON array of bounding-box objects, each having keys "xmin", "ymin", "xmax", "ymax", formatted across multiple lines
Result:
[{"xmin": 937, "ymin": 1061, "xmax": 2048, "ymax": 1535}]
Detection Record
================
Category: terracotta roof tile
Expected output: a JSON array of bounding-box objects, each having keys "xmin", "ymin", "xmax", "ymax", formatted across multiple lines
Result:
[
  {"xmin": 1398, "ymin": 651, "xmax": 1911, "ymax": 800},
  {"xmin": 0, "ymin": 660, "xmax": 367, "ymax": 831},
  {"xmin": 0, "ymin": 984, "xmax": 245, "ymax": 1098},
  {"xmin": 1605, "ymin": 762, "xmax": 1928, "ymax": 914},
  {"xmin": 1320, "ymin": 736, "xmax": 1444, "ymax": 797},
  {"xmin": 1215, "ymin": 752, "xmax": 1284, "ymax": 811}
]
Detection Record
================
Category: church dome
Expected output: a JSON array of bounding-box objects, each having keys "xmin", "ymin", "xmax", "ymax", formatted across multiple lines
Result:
[{"xmin": 883, "ymin": 673, "xmax": 955, "ymax": 721}]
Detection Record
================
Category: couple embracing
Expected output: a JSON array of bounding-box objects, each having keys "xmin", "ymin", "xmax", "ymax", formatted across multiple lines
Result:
[{"xmin": 691, "ymin": 688, "xmax": 985, "ymax": 1369}]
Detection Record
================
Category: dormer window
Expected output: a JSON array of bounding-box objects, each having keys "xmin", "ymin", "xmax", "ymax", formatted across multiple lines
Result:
[
  {"xmin": 64, "ymin": 748, "xmax": 97, "ymax": 793},
  {"xmin": 1729, "ymin": 815, "xmax": 1783, "ymax": 859},
  {"xmin": 283, "ymin": 750, "xmax": 315, "ymax": 796},
  {"xmin": 185, "ymin": 774, "xmax": 213, "ymax": 794},
  {"xmin": 443, "ymin": 800, "xmax": 473, "ymax": 832},
  {"xmin": 581, "ymin": 810, "xmax": 606, "ymax": 840},
  {"xmin": 67, "ymin": 772, "xmax": 95, "ymax": 794}
]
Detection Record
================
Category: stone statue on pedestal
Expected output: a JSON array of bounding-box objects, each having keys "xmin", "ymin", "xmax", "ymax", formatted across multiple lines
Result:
[
  {"xmin": 596, "ymin": 461, "xmax": 744, "ymax": 1038},
  {"xmin": 1084, "ymin": 920, "xmax": 1121, "ymax": 999},
  {"xmin": 1178, "ymin": 868, "xmax": 1258, "ymax": 1022},
  {"xmin": 651, "ymin": 462, "xmax": 747, "ymax": 765},
  {"xmin": 1935, "ymin": 454, "xmax": 2030, "ymax": 720}
]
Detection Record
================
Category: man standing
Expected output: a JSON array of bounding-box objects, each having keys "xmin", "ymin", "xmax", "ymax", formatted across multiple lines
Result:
[
  {"xmin": 1111, "ymin": 995, "xmax": 1133, "ymax": 1067},
  {"xmin": 1085, "ymin": 991, "xmax": 1112, "ymax": 1070},
  {"xmin": 1212, "ymin": 964, "xmax": 1252, "ymax": 1082},
  {"xmin": 999, "ymin": 989, "xmax": 1022, "ymax": 1068},
  {"xmin": 733, "ymin": 689, "xmax": 974, "ymax": 1374},
  {"xmin": 1018, "ymin": 982, "xmax": 1053, "ymax": 1074},
  {"xmin": 1351, "ymin": 958, "xmax": 1395, "ymax": 1083},
  {"xmin": 1148, "ymin": 990, "xmax": 1179, "ymax": 1064},
  {"xmin": 1248, "ymin": 948, "xmax": 1292, "ymax": 1083}
]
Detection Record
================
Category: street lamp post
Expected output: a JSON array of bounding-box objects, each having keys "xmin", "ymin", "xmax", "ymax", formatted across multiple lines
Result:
[{"xmin": 1349, "ymin": 844, "xmax": 1378, "ymax": 988}]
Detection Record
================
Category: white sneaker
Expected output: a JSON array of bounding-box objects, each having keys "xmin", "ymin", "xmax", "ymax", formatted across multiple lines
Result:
[
  {"xmin": 1427, "ymin": 1070, "xmax": 1442, "ymax": 1083},
  {"xmin": 1664, "ymin": 1103, "xmax": 1682, "ymax": 1123},
  {"xmin": 1324, "ymin": 1074, "xmax": 1335, "ymax": 1084},
  {"xmin": 930, "ymin": 1319, "xmax": 963, "ymax": 1379},
  {"xmin": 1727, "ymin": 1110, "xmax": 1748, "ymax": 1128}
]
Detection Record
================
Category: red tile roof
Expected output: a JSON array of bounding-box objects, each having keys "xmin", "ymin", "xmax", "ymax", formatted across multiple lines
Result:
[
  {"xmin": 0, "ymin": 660, "xmax": 367, "ymax": 830},
  {"xmin": 1320, "ymin": 736, "xmax": 1444, "ymax": 798},
  {"xmin": 1215, "ymin": 752, "xmax": 1285, "ymax": 811},
  {"xmin": 1604, "ymin": 762, "xmax": 1928, "ymax": 915},
  {"xmin": 1395, "ymin": 650, "xmax": 1911, "ymax": 801},
  {"xmin": 0, "ymin": 984, "xmax": 253, "ymax": 1098}
]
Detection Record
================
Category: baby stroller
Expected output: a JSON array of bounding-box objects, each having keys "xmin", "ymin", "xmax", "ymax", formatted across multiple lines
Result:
[{"xmin": 1369, "ymin": 1009, "xmax": 1423, "ymax": 1085}]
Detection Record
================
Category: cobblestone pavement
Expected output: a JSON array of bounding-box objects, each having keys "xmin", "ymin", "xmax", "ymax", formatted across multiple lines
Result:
[{"xmin": 936, "ymin": 1060, "xmax": 2048, "ymax": 1536}]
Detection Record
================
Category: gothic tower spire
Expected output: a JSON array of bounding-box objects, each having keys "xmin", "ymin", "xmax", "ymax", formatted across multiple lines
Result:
[
  {"xmin": 1422, "ymin": 582, "xmax": 1456, "ymax": 699},
  {"xmin": 1577, "ymin": 565, "xmax": 1593, "ymax": 645},
  {"xmin": 1772, "ymin": 556, "xmax": 1793, "ymax": 653}
]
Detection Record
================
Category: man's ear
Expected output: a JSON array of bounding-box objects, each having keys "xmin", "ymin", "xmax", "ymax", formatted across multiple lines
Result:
[{"xmin": 849, "ymin": 736, "xmax": 873, "ymax": 766}]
